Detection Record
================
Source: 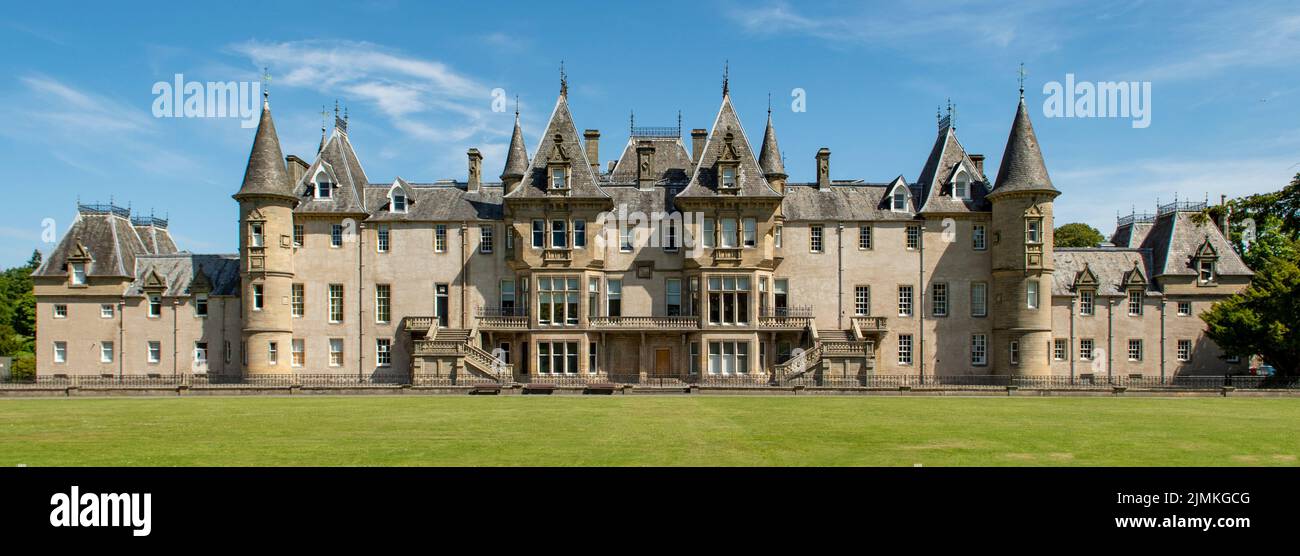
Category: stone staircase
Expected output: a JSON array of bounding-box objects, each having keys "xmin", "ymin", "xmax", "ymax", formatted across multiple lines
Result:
[
  {"xmin": 773, "ymin": 329, "xmax": 873, "ymax": 385},
  {"xmin": 424, "ymin": 328, "xmax": 512, "ymax": 383}
]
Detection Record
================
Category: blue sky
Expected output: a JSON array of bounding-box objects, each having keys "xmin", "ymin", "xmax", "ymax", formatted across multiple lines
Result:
[{"xmin": 2, "ymin": 0, "xmax": 1298, "ymax": 267}]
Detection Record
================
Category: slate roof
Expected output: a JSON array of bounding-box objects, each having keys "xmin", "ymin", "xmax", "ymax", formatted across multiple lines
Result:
[
  {"xmin": 606, "ymin": 137, "xmax": 694, "ymax": 186},
  {"xmin": 292, "ymin": 127, "xmax": 372, "ymax": 214},
  {"xmin": 1140, "ymin": 211, "xmax": 1251, "ymax": 277},
  {"xmin": 133, "ymin": 224, "xmax": 178, "ymax": 255},
  {"xmin": 989, "ymin": 98, "xmax": 1058, "ymax": 198},
  {"xmin": 364, "ymin": 180, "xmax": 504, "ymax": 222},
  {"xmin": 1052, "ymin": 248, "xmax": 1157, "ymax": 296},
  {"xmin": 1110, "ymin": 221, "xmax": 1154, "ymax": 248},
  {"xmin": 34, "ymin": 211, "xmax": 148, "ymax": 278},
  {"xmin": 505, "ymin": 93, "xmax": 608, "ymax": 199},
  {"xmin": 758, "ymin": 113, "xmax": 786, "ymax": 177},
  {"xmin": 677, "ymin": 94, "xmax": 781, "ymax": 198},
  {"xmin": 603, "ymin": 184, "xmax": 679, "ymax": 216},
  {"xmin": 916, "ymin": 126, "xmax": 991, "ymax": 214},
  {"xmin": 126, "ymin": 254, "xmax": 240, "ymax": 297},
  {"xmin": 234, "ymin": 102, "xmax": 296, "ymax": 202},
  {"xmin": 501, "ymin": 112, "xmax": 529, "ymax": 181},
  {"xmin": 781, "ymin": 178, "xmax": 921, "ymax": 222}
]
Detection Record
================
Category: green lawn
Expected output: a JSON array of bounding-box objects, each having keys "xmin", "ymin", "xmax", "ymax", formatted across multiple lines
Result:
[{"xmin": 1, "ymin": 396, "xmax": 1297, "ymax": 466}]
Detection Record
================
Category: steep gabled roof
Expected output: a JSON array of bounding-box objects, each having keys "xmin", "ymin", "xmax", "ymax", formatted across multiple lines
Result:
[
  {"xmin": 916, "ymin": 126, "xmax": 991, "ymax": 214},
  {"xmin": 34, "ymin": 210, "xmax": 149, "ymax": 279},
  {"xmin": 606, "ymin": 137, "xmax": 694, "ymax": 186},
  {"xmin": 1141, "ymin": 211, "xmax": 1251, "ymax": 277},
  {"xmin": 234, "ymin": 101, "xmax": 296, "ymax": 202},
  {"xmin": 989, "ymin": 98, "xmax": 1058, "ymax": 199},
  {"xmin": 504, "ymin": 93, "xmax": 607, "ymax": 199},
  {"xmin": 677, "ymin": 95, "xmax": 780, "ymax": 198},
  {"xmin": 293, "ymin": 126, "xmax": 372, "ymax": 214},
  {"xmin": 364, "ymin": 182, "xmax": 503, "ymax": 221}
]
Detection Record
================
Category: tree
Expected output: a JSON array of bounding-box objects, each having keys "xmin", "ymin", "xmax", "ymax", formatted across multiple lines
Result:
[
  {"xmin": 1202, "ymin": 254, "xmax": 1300, "ymax": 378},
  {"xmin": 1054, "ymin": 222, "xmax": 1104, "ymax": 248}
]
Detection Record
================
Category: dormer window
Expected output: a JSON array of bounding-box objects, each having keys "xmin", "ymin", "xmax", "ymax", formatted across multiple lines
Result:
[
  {"xmin": 891, "ymin": 188, "xmax": 908, "ymax": 211},
  {"xmin": 1193, "ymin": 237, "xmax": 1219, "ymax": 285},
  {"xmin": 550, "ymin": 166, "xmax": 568, "ymax": 190},
  {"xmin": 70, "ymin": 263, "xmax": 86, "ymax": 285},
  {"xmin": 954, "ymin": 171, "xmax": 971, "ymax": 200},
  {"xmin": 388, "ymin": 183, "xmax": 409, "ymax": 213},
  {"xmin": 1198, "ymin": 259, "xmax": 1215, "ymax": 284},
  {"xmin": 720, "ymin": 166, "xmax": 738, "ymax": 189},
  {"xmin": 393, "ymin": 192, "xmax": 406, "ymax": 212},
  {"xmin": 314, "ymin": 169, "xmax": 334, "ymax": 199}
]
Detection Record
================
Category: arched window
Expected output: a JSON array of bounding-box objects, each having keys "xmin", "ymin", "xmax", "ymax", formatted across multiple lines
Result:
[
  {"xmin": 314, "ymin": 168, "xmax": 334, "ymax": 199},
  {"xmin": 953, "ymin": 170, "xmax": 971, "ymax": 200},
  {"xmin": 388, "ymin": 183, "xmax": 409, "ymax": 213}
]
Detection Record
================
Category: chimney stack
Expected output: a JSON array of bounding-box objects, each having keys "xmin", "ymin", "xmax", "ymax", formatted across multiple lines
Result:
[
  {"xmin": 969, "ymin": 154, "xmax": 985, "ymax": 176},
  {"xmin": 816, "ymin": 148, "xmax": 831, "ymax": 190},
  {"xmin": 583, "ymin": 129, "xmax": 600, "ymax": 174},
  {"xmin": 467, "ymin": 148, "xmax": 483, "ymax": 192},
  {"xmin": 691, "ymin": 128, "xmax": 708, "ymax": 163}
]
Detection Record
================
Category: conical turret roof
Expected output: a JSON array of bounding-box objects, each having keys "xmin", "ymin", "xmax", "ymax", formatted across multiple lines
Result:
[
  {"xmin": 758, "ymin": 112, "xmax": 785, "ymax": 178},
  {"xmin": 234, "ymin": 101, "xmax": 296, "ymax": 202},
  {"xmin": 990, "ymin": 98, "xmax": 1058, "ymax": 198},
  {"xmin": 501, "ymin": 112, "xmax": 528, "ymax": 181}
]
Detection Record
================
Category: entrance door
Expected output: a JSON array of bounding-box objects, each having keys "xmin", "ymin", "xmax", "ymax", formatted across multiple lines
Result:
[
  {"xmin": 654, "ymin": 348, "xmax": 672, "ymax": 376},
  {"xmin": 435, "ymin": 283, "xmax": 449, "ymax": 327}
]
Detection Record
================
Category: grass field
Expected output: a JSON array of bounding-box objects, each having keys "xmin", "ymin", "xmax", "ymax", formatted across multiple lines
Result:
[{"xmin": 1, "ymin": 396, "xmax": 1297, "ymax": 466}]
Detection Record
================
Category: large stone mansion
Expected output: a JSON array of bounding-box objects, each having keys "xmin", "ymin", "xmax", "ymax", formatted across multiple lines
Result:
[{"xmin": 31, "ymin": 77, "xmax": 1253, "ymax": 385}]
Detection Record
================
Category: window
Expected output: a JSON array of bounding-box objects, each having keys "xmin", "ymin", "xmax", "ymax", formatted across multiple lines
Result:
[
  {"xmin": 588, "ymin": 341, "xmax": 598, "ymax": 373},
  {"xmin": 954, "ymin": 174, "xmax": 970, "ymax": 199},
  {"xmin": 100, "ymin": 341, "xmax": 114, "ymax": 363},
  {"xmin": 480, "ymin": 225, "xmax": 493, "ymax": 254},
  {"xmin": 971, "ymin": 282, "xmax": 987, "ymax": 317},
  {"xmin": 858, "ymin": 225, "xmax": 872, "ymax": 250},
  {"xmin": 1009, "ymin": 341, "xmax": 1020, "ymax": 365},
  {"xmin": 392, "ymin": 191, "xmax": 407, "ymax": 213},
  {"xmin": 331, "ymin": 224, "xmax": 343, "ymax": 247},
  {"xmin": 194, "ymin": 342, "xmax": 208, "ymax": 365},
  {"xmin": 898, "ymin": 334, "xmax": 913, "ymax": 365},
  {"xmin": 973, "ymin": 224, "xmax": 987, "ymax": 250},
  {"xmin": 538, "ymin": 276, "xmax": 580, "ymax": 325},
  {"xmin": 329, "ymin": 339, "xmax": 344, "ymax": 367},
  {"xmin": 897, "ymin": 285, "xmax": 913, "ymax": 317},
  {"xmin": 328, "ymin": 284, "xmax": 344, "ymax": 323},
  {"xmin": 53, "ymin": 304, "xmax": 67, "ymax": 318},
  {"xmin": 250, "ymin": 222, "xmax": 264, "ymax": 247},
  {"xmin": 774, "ymin": 225, "xmax": 783, "ymax": 248},
  {"xmin": 854, "ymin": 285, "xmax": 871, "ymax": 316},
  {"xmin": 147, "ymin": 341, "xmax": 161, "ymax": 364},
  {"xmin": 810, "ymin": 224, "xmax": 823, "ymax": 253},
  {"xmin": 550, "ymin": 167, "xmax": 567, "ymax": 190},
  {"xmin": 1226, "ymin": 354, "xmax": 1241, "ymax": 364},
  {"xmin": 251, "ymin": 285, "xmax": 263, "ymax": 311},
  {"xmin": 971, "ymin": 334, "xmax": 987, "ymax": 366},
  {"xmin": 268, "ymin": 341, "xmax": 278, "ymax": 366},
  {"xmin": 1177, "ymin": 301, "xmax": 1192, "ymax": 316},
  {"xmin": 1198, "ymin": 260, "xmax": 1215, "ymax": 284},
  {"xmin": 53, "ymin": 341, "xmax": 67, "ymax": 364},
  {"xmin": 720, "ymin": 166, "xmax": 738, "ymax": 189},
  {"xmin": 1080, "ymin": 339, "xmax": 1094, "ymax": 361},
  {"xmin": 906, "ymin": 225, "xmax": 920, "ymax": 250},
  {"xmin": 932, "ymin": 283, "xmax": 948, "ymax": 316},
  {"xmin": 892, "ymin": 189, "xmax": 907, "ymax": 211},
  {"xmin": 70, "ymin": 263, "xmax": 86, "ymax": 285},
  {"xmin": 149, "ymin": 295, "xmax": 162, "ymax": 317},
  {"xmin": 702, "ymin": 218, "xmax": 715, "ymax": 248},
  {"xmin": 587, "ymin": 278, "xmax": 599, "ymax": 318},
  {"xmin": 1025, "ymin": 219, "xmax": 1042, "ymax": 244},
  {"xmin": 538, "ymin": 341, "xmax": 580, "ymax": 374},
  {"xmin": 500, "ymin": 280, "xmax": 516, "ymax": 314},
  {"xmin": 666, "ymin": 278, "xmax": 682, "ymax": 316},
  {"xmin": 195, "ymin": 294, "xmax": 208, "ymax": 317},
  {"xmin": 375, "ymin": 284, "xmax": 391, "ymax": 323},
  {"xmin": 551, "ymin": 220, "xmax": 567, "ymax": 248},
  {"xmin": 690, "ymin": 342, "xmax": 700, "ymax": 375},
  {"xmin": 292, "ymin": 339, "xmax": 304, "ymax": 367},
  {"xmin": 1079, "ymin": 290, "xmax": 1095, "ymax": 316},
  {"xmin": 377, "ymin": 224, "xmax": 390, "ymax": 253},
  {"xmin": 1054, "ymin": 339, "xmax": 1067, "ymax": 361},
  {"xmin": 1177, "ymin": 339, "xmax": 1191, "ymax": 362},
  {"xmin": 1128, "ymin": 290, "xmax": 1143, "ymax": 315},
  {"xmin": 721, "ymin": 219, "xmax": 738, "ymax": 248},
  {"xmin": 292, "ymin": 284, "xmax": 304, "ymax": 317},
  {"xmin": 707, "ymin": 276, "xmax": 751, "ymax": 325},
  {"xmin": 619, "ymin": 222, "xmax": 634, "ymax": 252},
  {"xmin": 773, "ymin": 279, "xmax": 788, "ymax": 313},
  {"xmin": 742, "ymin": 218, "xmax": 756, "ymax": 248},
  {"xmin": 376, "ymin": 338, "xmax": 392, "ymax": 367},
  {"xmin": 101, "ymin": 304, "xmax": 114, "ymax": 318},
  {"xmin": 435, "ymin": 224, "xmax": 448, "ymax": 252},
  {"xmin": 315, "ymin": 171, "xmax": 333, "ymax": 198},
  {"xmin": 573, "ymin": 220, "xmax": 586, "ymax": 248},
  {"xmin": 1027, "ymin": 280, "xmax": 1039, "ymax": 310},
  {"xmin": 662, "ymin": 219, "xmax": 677, "ymax": 251},
  {"xmin": 707, "ymin": 341, "xmax": 749, "ymax": 375},
  {"xmin": 606, "ymin": 279, "xmax": 622, "ymax": 318},
  {"xmin": 293, "ymin": 224, "xmax": 304, "ymax": 247},
  {"xmin": 530, "ymin": 220, "xmax": 543, "ymax": 248},
  {"xmin": 1128, "ymin": 339, "xmax": 1143, "ymax": 361}
]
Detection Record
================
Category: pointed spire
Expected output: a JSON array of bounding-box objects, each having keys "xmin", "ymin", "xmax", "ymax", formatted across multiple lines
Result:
[
  {"xmin": 1018, "ymin": 62, "xmax": 1028, "ymax": 100},
  {"xmin": 759, "ymin": 107, "xmax": 785, "ymax": 178},
  {"xmin": 500, "ymin": 107, "xmax": 528, "ymax": 183},
  {"xmin": 989, "ymin": 96, "xmax": 1058, "ymax": 198},
  {"xmin": 318, "ymin": 105, "xmax": 327, "ymax": 154},
  {"xmin": 234, "ymin": 101, "xmax": 296, "ymax": 202}
]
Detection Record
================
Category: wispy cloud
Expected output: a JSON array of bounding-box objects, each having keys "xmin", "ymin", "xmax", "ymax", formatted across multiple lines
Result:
[{"xmin": 1134, "ymin": 11, "xmax": 1300, "ymax": 82}]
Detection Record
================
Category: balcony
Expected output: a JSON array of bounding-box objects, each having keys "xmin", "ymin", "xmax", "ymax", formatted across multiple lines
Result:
[
  {"xmin": 758, "ymin": 306, "xmax": 813, "ymax": 330},
  {"xmin": 404, "ymin": 316, "xmax": 436, "ymax": 334},
  {"xmin": 476, "ymin": 306, "xmax": 529, "ymax": 330},
  {"xmin": 851, "ymin": 316, "xmax": 888, "ymax": 333},
  {"xmin": 711, "ymin": 248, "xmax": 742, "ymax": 265},
  {"xmin": 542, "ymin": 248, "xmax": 572, "ymax": 264},
  {"xmin": 588, "ymin": 315, "xmax": 700, "ymax": 330}
]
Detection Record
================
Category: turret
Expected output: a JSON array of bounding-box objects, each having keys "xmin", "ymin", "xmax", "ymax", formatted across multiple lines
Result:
[
  {"xmin": 501, "ymin": 110, "xmax": 528, "ymax": 194},
  {"xmin": 232, "ymin": 97, "xmax": 297, "ymax": 376},
  {"xmin": 758, "ymin": 109, "xmax": 787, "ymax": 194},
  {"xmin": 986, "ymin": 95, "xmax": 1060, "ymax": 377}
]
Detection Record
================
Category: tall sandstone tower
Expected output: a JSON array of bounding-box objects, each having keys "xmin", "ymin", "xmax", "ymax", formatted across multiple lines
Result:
[
  {"xmin": 233, "ymin": 98, "xmax": 298, "ymax": 375},
  {"xmin": 987, "ymin": 96, "xmax": 1060, "ymax": 377}
]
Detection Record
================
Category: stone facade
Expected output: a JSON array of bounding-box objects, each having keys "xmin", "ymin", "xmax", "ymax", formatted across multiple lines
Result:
[{"xmin": 31, "ymin": 84, "xmax": 1253, "ymax": 383}]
